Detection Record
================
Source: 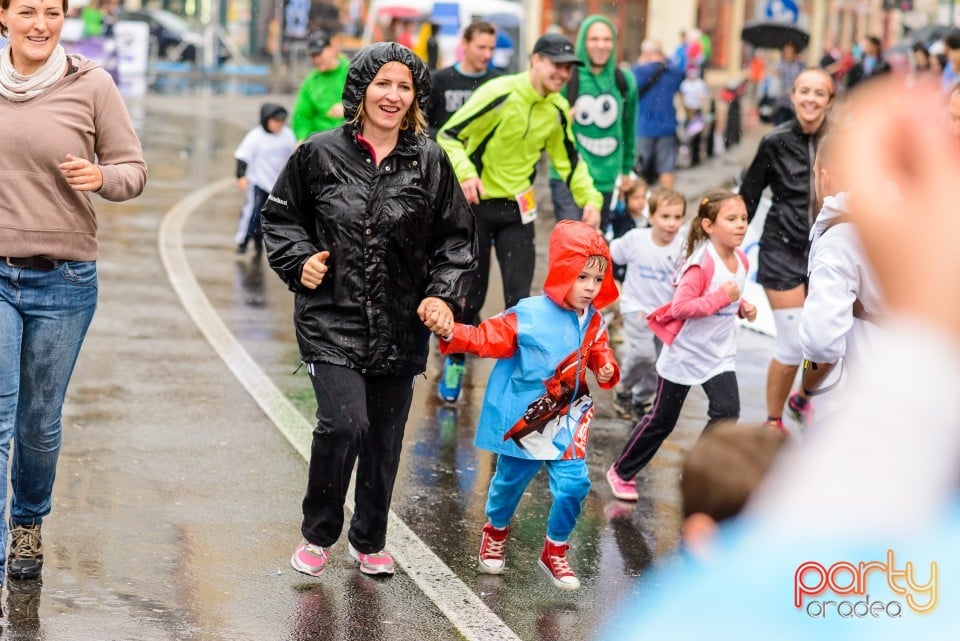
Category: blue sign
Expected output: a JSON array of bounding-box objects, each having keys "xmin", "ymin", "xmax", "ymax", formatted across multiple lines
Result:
[
  {"xmin": 433, "ymin": 3, "xmax": 460, "ymax": 37},
  {"xmin": 765, "ymin": 0, "xmax": 799, "ymax": 24}
]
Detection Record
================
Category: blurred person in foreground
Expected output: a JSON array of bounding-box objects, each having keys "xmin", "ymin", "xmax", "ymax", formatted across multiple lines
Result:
[
  {"xmin": 0, "ymin": 0, "xmax": 147, "ymax": 588},
  {"xmin": 262, "ymin": 42, "xmax": 475, "ymax": 578},
  {"xmin": 949, "ymin": 81, "xmax": 960, "ymax": 143},
  {"xmin": 597, "ymin": 77, "xmax": 960, "ymax": 639}
]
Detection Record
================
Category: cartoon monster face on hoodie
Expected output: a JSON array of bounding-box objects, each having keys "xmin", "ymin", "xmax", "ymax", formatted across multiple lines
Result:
[
  {"xmin": 542, "ymin": 220, "xmax": 619, "ymax": 313},
  {"xmin": 549, "ymin": 14, "xmax": 636, "ymax": 194}
]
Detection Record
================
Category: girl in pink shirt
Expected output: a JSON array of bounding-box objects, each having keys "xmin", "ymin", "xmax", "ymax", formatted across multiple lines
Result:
[{"xmin": 606, "ymin": 190, "xmax": 758, "ymax": 500}]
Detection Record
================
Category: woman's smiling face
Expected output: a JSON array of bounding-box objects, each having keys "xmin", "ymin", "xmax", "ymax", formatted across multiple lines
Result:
[
  {"xmin": 361, "ymin": 61, "xmax": 415, "ymax": 137},
  {"xmin": 0, "ymin": 0, "xmax": 66, "ymax": 75},
  {"xmin": 791, "ymin": 69, "xmax": 834, "ymax": 133}
]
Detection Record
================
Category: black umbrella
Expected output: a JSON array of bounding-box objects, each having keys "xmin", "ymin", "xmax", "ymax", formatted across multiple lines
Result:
[{"xmin": 741, "ymin": 21, "xmax": 810, "ymax": 51}]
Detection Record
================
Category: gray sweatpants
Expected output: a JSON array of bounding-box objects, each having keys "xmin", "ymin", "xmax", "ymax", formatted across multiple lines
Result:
[{"xmin": 617, "ymin": 310, "xmax": 662, "ymax": 405}]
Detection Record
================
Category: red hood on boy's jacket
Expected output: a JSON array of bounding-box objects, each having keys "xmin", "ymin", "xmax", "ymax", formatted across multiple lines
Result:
[{"xmin": 543, "ymin": 220, "xmax": 619, "ymax": 311}]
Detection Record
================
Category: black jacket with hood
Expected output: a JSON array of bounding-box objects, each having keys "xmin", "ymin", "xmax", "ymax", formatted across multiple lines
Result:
[{"xmin": 262, "ymin": 42, "xmax": 477, "ymax": 376}]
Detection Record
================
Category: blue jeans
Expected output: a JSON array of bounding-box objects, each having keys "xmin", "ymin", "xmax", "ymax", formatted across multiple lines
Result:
[
  {"xmin": 485, "ymin": 454, "xmax": 590, "ymax": 542},
  {"xmin": 0, "ymin": 260, "xmax": 98, "ymax": 580}
]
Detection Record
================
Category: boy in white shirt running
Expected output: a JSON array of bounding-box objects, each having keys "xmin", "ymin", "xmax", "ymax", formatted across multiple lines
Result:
[{"xmin": 609, "ymin": 187, "xmax": 686, "ymax": 419}]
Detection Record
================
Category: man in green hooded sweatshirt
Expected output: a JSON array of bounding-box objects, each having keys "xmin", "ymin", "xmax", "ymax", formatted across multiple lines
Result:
[{"xmin": 549, "ymin": 16, "xmax": 638, "ymax": 239}]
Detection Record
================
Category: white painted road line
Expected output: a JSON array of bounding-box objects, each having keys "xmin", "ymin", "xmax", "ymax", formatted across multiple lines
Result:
[{"xmin": 158, "ymin": 179, "xmax": 522, "ymax": 641}]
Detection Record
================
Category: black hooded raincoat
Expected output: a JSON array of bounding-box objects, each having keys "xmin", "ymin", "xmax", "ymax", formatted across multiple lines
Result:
[{"xmin": 262, "ymin": 43, "xmax": 477, "ymax": 376}]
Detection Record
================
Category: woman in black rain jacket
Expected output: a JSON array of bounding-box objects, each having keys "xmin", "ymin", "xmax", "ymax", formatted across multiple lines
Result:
[{"xmin": 262, "ymin": 42, "xmax": 476, "ymax": 578}]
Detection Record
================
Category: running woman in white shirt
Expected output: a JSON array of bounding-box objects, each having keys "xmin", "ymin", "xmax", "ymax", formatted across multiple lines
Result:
[{"xmin": 606, "ymin": 190, "xmax": 757, "ymax": 500}]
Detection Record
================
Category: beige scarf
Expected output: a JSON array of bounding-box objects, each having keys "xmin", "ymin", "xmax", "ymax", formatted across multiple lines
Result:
[{"xmin": 0, "ymin": 43, "xmax": 66, "ymax": 102}]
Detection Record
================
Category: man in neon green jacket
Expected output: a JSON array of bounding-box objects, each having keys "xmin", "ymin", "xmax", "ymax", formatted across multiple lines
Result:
[
  {"xmin": 291, "ymin": 32, "xmax": 350, "ymax": 141},
  {"xmin": 435, "ymin": 33, "xmax": 602, "ymax": 404}
]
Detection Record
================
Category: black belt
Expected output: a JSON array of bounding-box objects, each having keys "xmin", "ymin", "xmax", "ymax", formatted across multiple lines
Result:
[{"xmin": 4, "ymin": 256, "xmax": 57, "ymax": 271}]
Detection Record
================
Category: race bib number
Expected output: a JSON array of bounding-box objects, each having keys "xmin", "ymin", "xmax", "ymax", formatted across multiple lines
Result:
[{"xmin": 515, "ymin": 187, "xmax": 538, "ymax": 224}]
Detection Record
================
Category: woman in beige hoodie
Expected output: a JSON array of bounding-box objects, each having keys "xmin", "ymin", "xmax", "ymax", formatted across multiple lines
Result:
[{"xmin": 0, "ymin": 0, "xmax": 146, "ymax": 589}]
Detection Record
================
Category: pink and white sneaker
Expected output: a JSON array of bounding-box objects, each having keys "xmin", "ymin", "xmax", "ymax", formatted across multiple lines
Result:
[
  {"xmin": 606, "ymin": 465, "xmax": 639, "ymax": 501},
  {"xmin": 348, "ymin": 542, "xmax": 395, "ymax": 576},
  {"xmin": 291, "ymin": 539, "xmax": 328, "ymax": 577}
]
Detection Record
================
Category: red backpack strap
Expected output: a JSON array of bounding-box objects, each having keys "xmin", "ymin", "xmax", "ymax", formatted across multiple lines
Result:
[{"xmin": 698, "ymin": 250, "xmax": 715, "ymax": 295}]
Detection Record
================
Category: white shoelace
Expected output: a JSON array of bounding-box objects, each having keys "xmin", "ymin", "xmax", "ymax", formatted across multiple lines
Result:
[
  {"xmin": 482, "ymin": 535, "xmax": 506, "ymax": 559},
  {"xmin": 547, "ymin": 554, "xmax": 573, "ymax": 576}
]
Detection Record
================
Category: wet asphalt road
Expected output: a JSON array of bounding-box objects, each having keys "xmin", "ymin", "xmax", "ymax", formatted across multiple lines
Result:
[{"xmin": 4, "ymin": 91, "xmax": 777, "ymax": 641}]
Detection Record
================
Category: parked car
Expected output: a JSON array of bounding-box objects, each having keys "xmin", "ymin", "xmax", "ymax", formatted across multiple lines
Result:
[{"xmin": 117, "ymin": 8, "xmax": 202, "ymax": 61}]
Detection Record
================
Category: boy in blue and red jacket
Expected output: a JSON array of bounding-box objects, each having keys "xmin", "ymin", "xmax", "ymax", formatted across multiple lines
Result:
[{"xmin": 423, "ymin": 220, "xmax": 620, "ymax": 591}]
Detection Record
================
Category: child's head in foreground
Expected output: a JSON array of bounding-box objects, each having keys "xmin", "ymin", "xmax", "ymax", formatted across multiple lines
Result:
[{"xmin": 680, "ymin": 422, "xmax": 787, "ymax": 557}]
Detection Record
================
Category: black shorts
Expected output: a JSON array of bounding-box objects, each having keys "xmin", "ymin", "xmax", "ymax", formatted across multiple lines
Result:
[{"xmin": 756, "ymin": 242, "xmax": 808, "ymax": 291}]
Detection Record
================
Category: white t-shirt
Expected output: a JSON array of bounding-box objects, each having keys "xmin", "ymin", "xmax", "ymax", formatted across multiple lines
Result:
[
  {"xmin": 656, "ymin": 242, "xmax": 746, "ymax": 385},
  {"xmin": 234, "ymin": 125, "xmax": 297, "ymax": 192},
  {"xmin": 609, "ymin": 227, "xmax": 684, "ymax": 314}
]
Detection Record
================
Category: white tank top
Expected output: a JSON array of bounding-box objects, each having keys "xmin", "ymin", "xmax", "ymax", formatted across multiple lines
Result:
[{"xmin": 656, "ymin": 242, "xmax": 746, "ymax": 385}]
